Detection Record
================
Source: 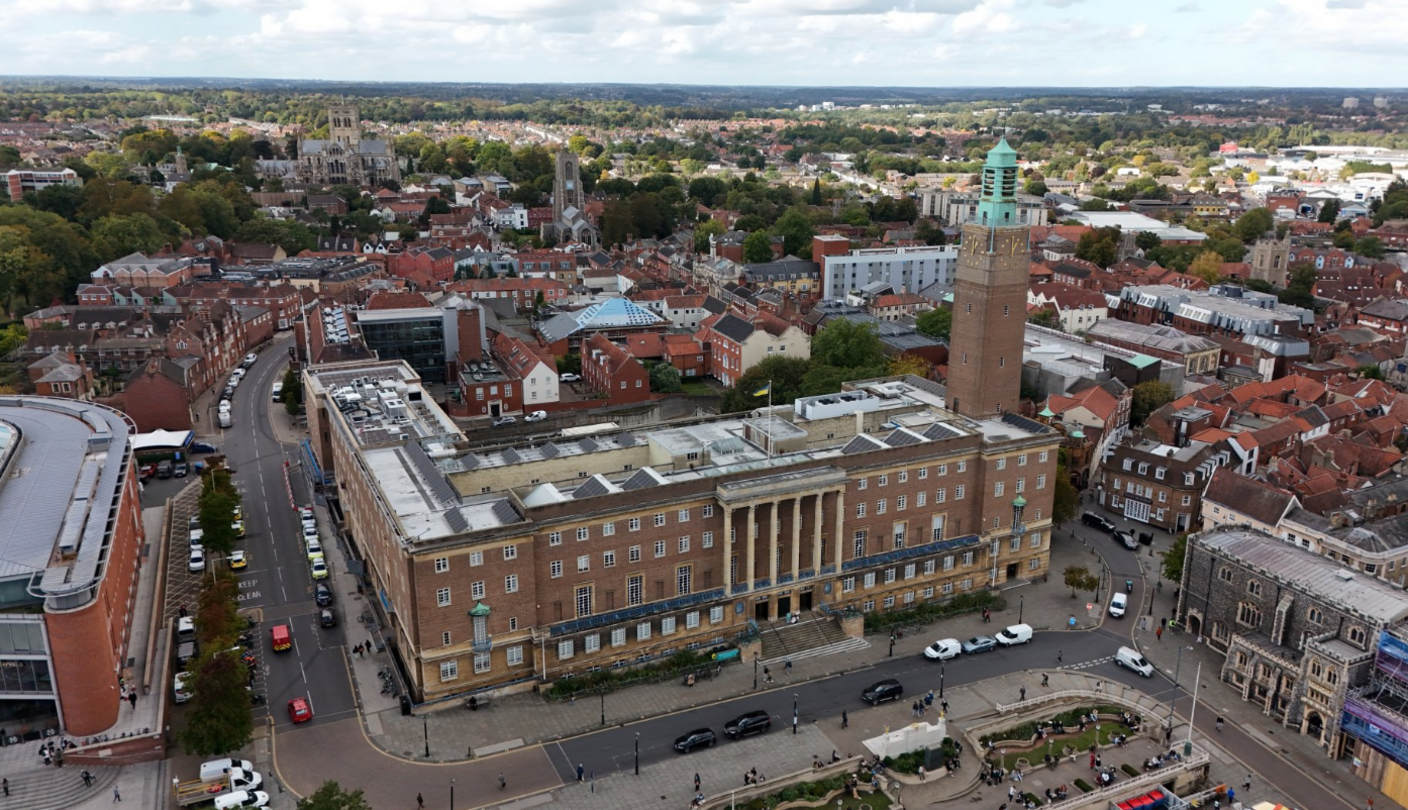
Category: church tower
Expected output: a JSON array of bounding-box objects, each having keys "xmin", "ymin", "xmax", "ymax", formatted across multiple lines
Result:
[
  {"xmin": 552, "ymin": 151, "xmax": 585, "ymax": 222},
  {"xmin": 947, "ymin": 139, "xmax": 1030, "ymax": 420},
  {"xmin": 327, "ymin": 104, "xmax": 361, "ymax": 149}
]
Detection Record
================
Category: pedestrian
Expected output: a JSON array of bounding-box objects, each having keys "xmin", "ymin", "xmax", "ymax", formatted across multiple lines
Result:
[
  {"xmin": 1089, "ymin": 752, "xmax": 1095, "ymax": 769},
  {"xmin": 1041, "ymin": 673, "xmax": 1049, "ymax": 687},
  {"xmin": 1020, "ymin": 687, "xmax": 1026, "ymax": 702},
  {"xmin": 941, "ymin": 699, "xmax": 949, "ymax": 715},
  {"xmin": 841, "ymin": 710, "xmax": 848, "ymax": 729},
  {"xmin": 1156, "ymin": 626, "xmax": 1163, "ymax": 641},
  {"xmin": 911, "ymin": 700, "xmax": 920, "ymax": 717},
  {"xmin": 1068, "ymin": 615, "xmax": 1076, "ymax": 630},
  {"xmin": 1161, "ymin": 617, "xmax": 1167, "ymax": 629},
  {"xmin": 1215, "ymin": 716, "xmax": 1224, "ymax": 732},
  {"xmin": 1228, "ymin": 788, "xmax": 1236, "ymax": 804},
  {"xmin": 112, "ymin": 785, "xmax": 121, "ymax": 802},
  {"xmin": 1094, "ymin": 680, "xmax": 1102, "ymax": 693},
  {"xmin": 1009, "ymin": 785, "xmax": 1016, "ymax": 800},
  {"xmin": 763, "ymin": 666, "xmax": 772, "ymax": 684},
  {"xmin": 417, "ymin": 793, "xmax": 424, "ymax": 808},
  {"xmin": 497, "ymin": 773, "xmax": 506, "ymax": 791},
  {"xmin": 576, "ymin": 763, "xmax": 584, "ymax": 782},
  {"xmin": 2, "ymin": 778, "xmax": 7, "ymax": 796},
  {"xmin": 918, "ymin": 765, "xmax": 926, "ymax": 782},
  {"xmin": 128, "ymin": 692, "xmax": 137, "ymax": 708},
  {"xmin": 1095, "ymin": 755, "xmax": 1102, "ymax": 769},
  {"xmin": 1244, "ymin": 775, "xmax": 1251, "ymax": 791},
  {"xmin": 1164, "ymin": 726, "xmax": 1172, "ymax": 745},
  {"xmin": 694, "ymin": 772, "xmax": 701, "ymax": 791},
  {"xmin": 1057, "ymin": 650, "xmax": 1063, "ymax": 665},
  {"xmin": 179, "ymin": 604, "xmax": 187, "ymax": 618},
  {"xmin": 784, "ymin": 659, "xmax": 792, "ymax": 675}
]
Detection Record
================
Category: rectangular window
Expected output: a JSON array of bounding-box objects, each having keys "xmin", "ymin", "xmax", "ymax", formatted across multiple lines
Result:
[
  {"xmin": 627, "ymin": 575, "xmax": 643, "ymax": 606},
  {"xmin": 853, "ymin": 531, "xmax": 867, "ymax": 558},
  {"xmin": 944, "ymin": 555, "xmax": 955, "ymax": 571},
  {"xmin": 585, "ymin": 634, "xmax": 601, "ymax": 653},
  {"xmin": 710, "ymin": 606, "xmax": 724, "ymax": 624},
  {"xmin": 654, "ymin": 541, "xmax": 666, "ymax": 558},
  {"xmin": 442, "ymin": 631, "xmax": 451, "ymax": 646},
  {"xmin": 994, "ymin": 482, "xmax": 1005, "ymax": 497},
  {"xmin": 550, "ymin": 560, "xmax": 563, "ymax": 578},
  {"xmin": 677, "ymin": 565, "xmax": 693, "ymax": 595},
  {"xmin": 678, "ymin": 509, "xmax": 690, "ymax": 522},
  {"xmin": 1037, "ymin": 474, "xmax": 1046, "ymax": 489},
  {"xmin": 883, "ymin": 595, "xmax": 895, "ymax": 608},
  {"xmin": 997, "ymin": 458, "xmax": 1007, "ymax": 470},
  {"xmin": 629, "ymin": 518, "xmax": 641, "ymax": 532},
  {"xmin": 437, "ymin": 588, "xmax": 452, "ymax": 607},
  {"xmin": 434, "ymin": 557, "xmax": 449, "ymax": 573},
  {"xmin": 661, "ymin": 616, "xmax": 677, "ymax": 635},
  {"xmin": 504, "ymin": 574, "xmax": 518, "ymax": 594},
  {"xmin": 686, "ymin": 611, "xmax": 700, "ymax": 629},
  {"xmin": 856, "ymin": 502, "xmax": 867, "ymax": 518},
  {"xmin": 962, "ymin": 578, "xmax": 973, "ymax": 591},
  {"xmin": 557, "ymin": 640, "xmax": 574, "ymax": 660},
  {"xmin": 702, "ymin": 531, "xmax": 714, "ymax": 549},
  {"xmin": 1039, "ymin": 451, "xmax": 1048, "ymax": 463},
  {"xmin": 962, "ymin": 551, "xmax": 975, "ymax": 567},
  {"xmin": 474, "ymin": 653, "xmax": 491, "ymax": 674},
  {"xmin": 611, "ymin": 628, "xmax": 627, "ymax": 647},
  {"xmin": 629, "ymin": 545, "xmax": 641, "ymax": 563},
  {"xmin": 857, "ymin": 477, "xmax": 867, "ymax": 490},
  {"xmin": 924, "ymin": 559, "xmax": 936, "ymax": 575},
  {"xmin": 1029, "ymin": 558, "xmax": 1041, "ymax": 570},
  {"xmin": 577, "ymin": 555, "xmax": 590, "ymax": 573},
  {"xmin": 917, "ymin": 491, "xmax": 926, "ymax": 508},
  {"xmin": 897, "ymin": 495, "xmax": 907, "ymax": 511},
  {"xmin": 936, "ymin": 488, "xmax": 946, "ymax": 503},
  {"xmin": 575, "ymin": 527, "xmax": 588, "ymax": 541},
  {"xmin": 470, "ymin": 551, "xmax": 483, "ymax": 567},
  {"xmin": 956, "ymin": 461, "xmax": 966, "ymax": 473},
  {"xmin": 937, "ymin": 464, "xmax": 948, "ymax": 476},
  {"xmin": 877, "ymin": 499, "xmax": 887, "ymax": 515},
  {"xmin": 1015, "ymin": 478, "xmax": 1025, "ymax": 493},
  {"xmin": 863, "ymin": 572, "xmax": 876, "ymax": 589},
  {"xmin": 878, "ymin": 474, "xmax": 889, "ymax": 487},
  {"xmin": 842, "ymin": 576, "xmax": 856, "ymax": 593},
  {"xmin": 654, "ymin": 513, "xmax": 666, "ymax": 528},
  {"xmin": 503, "ymin": 545, "xmax": 517, "ymax": 561},
  {"xmin": 440, "ymin": 661, "xmax": 459, "ymax": 681},
  {"xmin": 678, "ymin": 536, "xmax": 690, "ymax": 554},
  {"xmin": 884, "ymin": 568, "xmax": 897, "ymax": 584},
  {"xmin": 507, "ymin": 646, "xmax": 524, "ymax": 666},
  {"xmin": 904, "ymin": 563, "xmax": 916, "ymax": 580},
  {"xmin": 955, "ymin": 485, "xmax": 965, "ymax": 500},
  {"xmin": 636, "ymin": 622, "xmax": 651, "ymax": 641},
  {"xmin": 603, "ymin": 550, "xmax": 616, "ymax": 568},
  {"xmin": 471, "ymin": 581, "xmax": 486, "ymax": 599},
  {"xmin": 893, "ymin": 522, "xmax": 906, "ymax": 549},
  {"xmin": 918, "ymin": 467, "xmax": 928, "ymax": 479},
  {"xmin": 1018, "ymin": 454, "xmax": 1027, "ymax": 466},
  {"xmin": 702, "ymin": 505, "xmax": 714, "ymax": 518},
  {"xmin": 575, "ymin": 585, "xmax": 592, "ymax": 617},
  {"xmin": 1009, "ymin": 536, "xmax": 1021, "ymax": 552},
  {"xmin": 1031, "ymin": 533, "xmax": 1042, "ymax": 548},
  {"xmin": 898, "ymin": 470, "xmax": 908, "ymax": 483}
]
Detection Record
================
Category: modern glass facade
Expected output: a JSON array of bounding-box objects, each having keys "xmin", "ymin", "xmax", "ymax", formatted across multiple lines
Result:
[{"xmin": 359, "ymin": 315, "xmax": 448, "ymax": 384}]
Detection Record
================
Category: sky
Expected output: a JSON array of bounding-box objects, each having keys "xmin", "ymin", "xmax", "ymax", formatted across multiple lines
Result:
[{"xmin": 1, "ymin": 0, "xmax": 1404, "ymax": 89}]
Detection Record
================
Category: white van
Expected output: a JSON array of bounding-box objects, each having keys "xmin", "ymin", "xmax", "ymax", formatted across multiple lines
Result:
[
  {"xmin": 1109, "ymin": 593, "xmax": 1128, "ymax": 618},
  {"xmin": 200, "ymin": 759, "xmax": 255, "ymax": 783},
  {"xmin": 995, "ymin": 623, "xmax": 1033, "ymax": 646},
  {"xmin": 218, "ymin": 411, "xmax": 233, "ymax": 429},
  {"xmin": 923, "ymin": 638, "xmax": 962, "ymax": 660},
  {"xmin": 271, "ymin": 382, "xmax": 284, "ymax": 403},
  {"xmin": 215, "ymin": 791, "xmax": 270, "ymax": 809},
  {"xmin": 1115, "ymin": 646, "xmax": 1154, "ymax": 677}
]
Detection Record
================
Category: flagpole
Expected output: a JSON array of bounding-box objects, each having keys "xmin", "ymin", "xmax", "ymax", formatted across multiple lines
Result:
[{"xmin": 767, "ymin": 380, "xmax": 773, "ymax": 460}]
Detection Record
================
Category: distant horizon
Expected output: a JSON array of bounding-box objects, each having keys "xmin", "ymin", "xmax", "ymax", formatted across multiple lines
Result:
[{"xmin": 2, "ymin": 0, "xmax": 1403, "ymax": 90}]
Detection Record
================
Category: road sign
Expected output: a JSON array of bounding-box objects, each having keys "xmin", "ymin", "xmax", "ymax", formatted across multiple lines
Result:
[{"xmin": 1086, "ymin": 603, "xmax": 1093, "ymax": 610}]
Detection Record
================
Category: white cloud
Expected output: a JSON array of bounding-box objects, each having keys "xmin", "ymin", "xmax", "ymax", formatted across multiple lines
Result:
[
  {"xmin": 1231, "ymin": 0, "xmax": 1408, "ymax": 53},
  {"xmin": 952, "ymin": 0, "xmax": 1017, "ymax": 36}
]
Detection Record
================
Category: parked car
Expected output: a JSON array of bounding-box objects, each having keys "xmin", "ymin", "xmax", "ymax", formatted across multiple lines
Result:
[
  {"xmin": 310, "ymin": 558, "xmax": 329, "ymax": 579},
  {"xmin": 861, "ymin": 679, "xmax": 904, "ymax": 705},
  {"xmin": 314, "ymin": 583, "xmax": 333, "ymax": 607},
  {"xmin": 1138, "ymin": 531, "xmax": 1154, "ymax": 545},
  {"xmin": 173, "ymin": 462, "xmax": 189, "ymax": 477},
  {"xmin": 723, "ymin": 710, "xmax": 772, "ymax": 739},
  {"xmin": 173, "ymin": 671, "xmax": 193, "ymax": 704},
  {"xmin": 319, "ymin": 609, "xmax": 337, "ymax": 628},
  {"xmin": 214, "ymin": 790, "xmax": 270, "ymax": 809},
  {"xmin": 1108, "ymin": 593, "xmax": 1128, "ymax": 618},
  {"xmin": 1114, "ymin": 530, "xmax": 1138, "ymax": 550},
  {"xmin": 525, "ymin": 410, "xmax": 548, "ymax": 422},
  {"xmin": 156, "ymin": 460, "xmax": 174, "ymax": 479},
  {"xmin": 271, "ymin": 382, "xmax": 284, "ymax": 402},
  {"xmin": 188, "ymin": 547, "xmax": 206, "ymax": 572},
  {"xmin": 139, "ymin": 463, "xmax": 157, "ymax": 480},
  {"xmin": 491, "ymin": 416, "xmax": 516, "ymax": 427},
  {"xmin": 229, "ymin": 550, "xmax": 248, "ymax": 570},
  {"xmin": 287, "ymin": 697, "xmax": 312, "ymax": 723},
  {"xmin": 995, "ymin": 623, "xmax": 1034, "ymax": 646},
  {"xmin": 305, "ymin": 537, "xmax": 323, "ymax": 560},
  {"xmin": 961, "ymin": 636, "xmax": 997, "ymax": 655},
  {"xmin": 923, "ymin": 638, "xmax": 962, "ymax": 661},
  {"xmin": 243, "ymin": 353, "xmax": 258, "ymax": 368},
  {"xmin": 560, "ymin": 373, "xmax": 581, "ymax": 382},
  {"xmin": 672, "ymin": 728, "xmax": 716, "ymax": 753},
  {"xmin": 191, "ymin": 441, "xmax": 218, "ymax": 454},
  {"xmin": 1082, "ymin": 512, "xmax": 1116, "ymax": 533}
]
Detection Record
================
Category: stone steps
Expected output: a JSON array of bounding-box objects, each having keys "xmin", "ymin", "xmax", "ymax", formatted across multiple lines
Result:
[
  {"xmin": 759, "ymin": 616, "xmax": 854, "ymax": 661},
  {"xmin": 5, "ymin": 764, "xmax": 119, "ymax": 810},
  {"xmin": 760, "ymin": 635, "xmax": 870, "ymax": 666}
]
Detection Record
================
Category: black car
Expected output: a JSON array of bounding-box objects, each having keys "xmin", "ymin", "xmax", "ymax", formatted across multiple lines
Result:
[
  {"xmin": 319, "ymin": 609, "xmax": 337, "ymax": 628},
  {"xmin": 723, "ymin": 710, "xmax": 772, "ymax": 739},
  {"xmin": 191, "ymin": 441, "xmax": 218, "ymax": 454},
  {"xmin": 673, "ymin": 728, "xmax": 716, "ymax": 753},
  {"xmin": 1082, "ymin": 512, "xmax": 1116, "ymax": 533},
  {"xmin": 314, "ymin": 583, "xmax": 333, "ymax": 607},
  {"xmin": 1114, "ymin": 530, "xmax": 1138, "ymax": 550},
  {"xmin": 862, "ymin": 679, "xmax": 904, "ymax": 705}
]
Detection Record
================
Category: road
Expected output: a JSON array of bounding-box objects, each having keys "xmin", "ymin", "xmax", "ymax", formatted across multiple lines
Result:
[{"xmin": 215, "ymin": 337, "xmax": 359, "ymax": 732}]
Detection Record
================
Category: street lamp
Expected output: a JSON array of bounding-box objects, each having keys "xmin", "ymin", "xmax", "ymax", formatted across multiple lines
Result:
[
  {"xmin": 793, "ymin": 694, "xmax": 799, "ymax": 735},
  {"xmin": 753, "ymin": 655, "xmax": 759, "ymax": 690},
  {"xmin": 423, "ymin": 714, "xmax": 430, "ymax": 758},
  {"xmin": 449, "ymin": 778, "xmax": 454, "ymax": 810},
  {"xmin": 889, "ymin": 630, "xmax": 896, "ymax": 657},
  {"xmin": 1167, "ymin": 645, "xmax": 1193, "ymax": 729},
  {"xmin": 1018, "ymin": 595, "xmax": 1025, "ymax": 624},
  {"xmin": 600, "ymin": 690, "xmax": 606, "ymax": 727},
  {"xmin": 939, "ymin": 660, "xmax": 945, "ymax": 700},
  {"xmin": 634, "ymin": 732, "xmax": 640, "ymax": 775}
]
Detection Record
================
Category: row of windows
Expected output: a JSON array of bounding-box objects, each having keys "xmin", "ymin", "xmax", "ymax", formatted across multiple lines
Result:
[
  {"xmin": 548, "ymin": 507, "xmax": 716, "ymax": 546},
  {"xmin": 557, "ymin": 606, "xmax": 726, "ymax": 661},
  {"xmin": 1119, "ymin": 457, "xmax": 1197, "ymax": 486},
  {"xmin": 433, "ymin": 546, "xmax": 515, "ymax": 573}
]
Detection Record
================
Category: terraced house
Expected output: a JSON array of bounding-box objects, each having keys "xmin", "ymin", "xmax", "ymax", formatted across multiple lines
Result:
[{"xmin": 304, "ymin": 361, "xmax": 1059, "ymax": 701}]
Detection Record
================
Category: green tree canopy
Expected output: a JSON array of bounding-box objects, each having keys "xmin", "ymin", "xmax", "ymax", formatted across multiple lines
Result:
[
  {"xmin": 648, "ymin": 362, "xmax": 683, "ymax": 394},
  {"xmin": 1074, "ymin": 227, "xmax": 1120, "ymax": 268},
  {"xmin": 811, "ymin": 319, "xmax": 884, "ymax": 369},
  {"xmin": 742, "ymin": 231, "xmax": 773, "ymax": 264},
  {"xmin": 721, "ymin": 355, "xmax": 810, "ymax": 413},
  {"xmin": 1187, "ymin": 251, "xmax": 1224, "ymax": 285},
  {"xmin": 91, "ymin": 213, "xmax": 169, "ymax": 261},
  {"xmin": 771, "ymin": 208, "xmax": 815, "ymax": 257},
  {"xmin": 1052, "ymin": 464, "xmax": 1079, "ymax": 527},
  {"xmin": 914, "ymin": 307, "xmax": 951, "ymax": 341},
  {"xmin": 1233, "ymin": 207, "xmax": 1274, "ymax": 243},
  {"xmin": 296, "ymin": 782, "xmax": 374, "ymax": 810},
  {"xmin": 1160, "ymin": 534, "xmax": 1187, "ymax": 583},
  {"xmin": 1131, "ymin": 380, "xmax": 1175, "ymax": 426}
]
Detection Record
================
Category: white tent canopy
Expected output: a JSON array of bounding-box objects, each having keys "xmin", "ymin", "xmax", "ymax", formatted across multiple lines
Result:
[{"xmin": 132, "ymin": 429, "xmax": 193, "ymax": 452}]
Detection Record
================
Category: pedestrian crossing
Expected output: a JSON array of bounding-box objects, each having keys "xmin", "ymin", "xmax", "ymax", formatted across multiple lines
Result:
[{"xmin": 1060, "ymin": 655, "xmax": 1114, "ymax": 671}]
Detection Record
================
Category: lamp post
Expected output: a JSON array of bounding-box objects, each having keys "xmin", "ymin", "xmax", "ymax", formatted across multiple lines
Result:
[
  {"xmin": 423, "ymin": 714, "xmax": 430, "ymax": 758},
  {"xmin": 889, "ymin": 630, "xmax": 896, "ymax": 657},
  {"xmin": 939, "ymin": 660, "xmax": 946, "ymax": 700},
  {"xmin": 634, "ymin": 732, "xmax": 640, "ymax": 775},
  {"xmin": 600, "ymin": 690, "xmax": 606, "ymax": 727},
  {"xmin": 1167, "ymin": 645, "xmax": 1192, "ymax": 729},
  {"xmin": 793, "ymin": 694, "xmax": 799, "ymax": 735},
  {"xmin": 753, "ymin": 654, "xmax": 759, "ymax": 690},
  {"xmin": 1019, "ymin": 595, "xmax": 1025, "ymax": 624},
  {"xmin": 449, "ymin": 778, "xmax": 454, "ymax": 810}
]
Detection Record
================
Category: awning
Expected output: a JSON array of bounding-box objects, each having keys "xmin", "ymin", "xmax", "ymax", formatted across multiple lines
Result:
[{"xmin": 132, "ymin": 429, "xmax": 193, "ymax": 451}]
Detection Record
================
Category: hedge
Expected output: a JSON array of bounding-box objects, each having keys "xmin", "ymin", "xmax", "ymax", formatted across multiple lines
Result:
[{"xmin": 864, "ymin": 591, "xmax": 1006, "ymax": 633}]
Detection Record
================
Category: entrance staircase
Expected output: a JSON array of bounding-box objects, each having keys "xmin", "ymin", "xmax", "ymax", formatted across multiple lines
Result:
[
  {"xmin": 758, "ymin": 615, "xmax": 869, "ymax": 665},
  {"xmin": 7, "ymin": 764, "xmax": 119, "ymax": 810}
]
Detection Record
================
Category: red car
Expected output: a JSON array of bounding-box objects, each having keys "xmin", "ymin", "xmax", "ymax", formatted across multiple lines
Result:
[{"xmin": 287, "ymin": 697, "xmax": 312, "ymax": 724}]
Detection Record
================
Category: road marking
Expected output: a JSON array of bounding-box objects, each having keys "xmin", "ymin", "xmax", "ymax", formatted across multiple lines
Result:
[
  {"xmin": 237, "ymin": 591, "xmax": 262, "ymax": 602},
  {"xmin": 1062, "ymin": 656, "xmax": 1114, "ymax": 671}
]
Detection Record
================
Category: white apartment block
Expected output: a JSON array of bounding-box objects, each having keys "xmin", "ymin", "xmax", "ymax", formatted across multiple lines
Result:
[
  {"xmin": 919, "ymin": 189, "xmax": 1049, "ymax": 228},
  {"xmin": 822, "ymin": 245, "xmax": 959, "ymax": 299}
]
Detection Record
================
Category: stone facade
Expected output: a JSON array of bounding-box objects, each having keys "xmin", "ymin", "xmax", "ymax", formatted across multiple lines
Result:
[{"xmin": 295, "ymin": 105, "xmax": 400, "ymax": 188}]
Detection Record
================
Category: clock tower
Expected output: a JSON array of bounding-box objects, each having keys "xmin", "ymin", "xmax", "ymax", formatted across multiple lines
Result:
[{"xmin": 947, "ymin": 138, "xmax": 1030, "ymax": 420}]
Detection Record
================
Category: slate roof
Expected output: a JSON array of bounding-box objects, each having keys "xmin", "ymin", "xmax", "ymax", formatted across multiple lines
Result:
[{"xmin": 1203, "ymin": 469, "xmax": 1298, "ymax": 526}]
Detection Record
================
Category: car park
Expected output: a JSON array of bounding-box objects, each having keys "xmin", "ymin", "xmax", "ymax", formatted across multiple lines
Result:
[
  {"xmin": 314, "ymin": 583, "xmax": 333, "ymax": 606},
  {"xmin": 1114, "ymin": 530, "xmax": 1138, "ymax": 550},
  {"xmin": 492, "ymin": 416, "xmax": 516, "ymax": 426},
  {"xmin": 1108, "ymin": 593, "xmax": 1128, "ymax": 618},
  {"xmin": 672, "ymin": 728, "xmax": 716, "ymax": 753},
  {"xmin": 189, "ymin": 547, "xmax": 206, "ymax": 572},
  {"xmin": 319, "ymin": 609, "xmax": 337, "ymax": 628},
  {"xmin": 287, "ymin": 697, "xmax": 312, "ymax": 723},
  {"xmin": 723, "ymin": 710, "xmax": 772, "ymax": 738},
  {"xmin": 310, "ymin": 558, "xmax": 329, "ymax": 580},
  {"xmin": 560, "ymin": 373, "xmax": 580, "ymax": 382},
  {"xmin": 525, "ymin": 410, "xmax": 547, "ymax": 422},
  {"xmin": 961, "ymin": 635, "xmax": 997, "ymax": 654},
  {"xmin": 1115, "ymin": 646, "xmax": 1154, "ymax": 677},
  {"xmin": 1082, "ymin": 512, "xmax": 1116, "ymax": 533},
  {"xmin": 995, "ymin": 623, "xmax": 1034, "ymax": 646},
  {"xmin": 923, "ymin": 638, "xmax": 962, "ymax": 661},
  {"xmin": 229, "ymin": 550, "xmax": 248, "ymax": 569},
  {"xmin": 861, "ymin": 679, "xmax": 904, "ymax": 704}
]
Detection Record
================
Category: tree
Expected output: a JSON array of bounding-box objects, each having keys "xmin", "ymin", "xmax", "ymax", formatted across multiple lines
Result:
[
  {"xmin": 296, "ymin": 782, "xmax": 374, "ymax": 810},
  {"xmin": 1279, "ymin": 262, "xmax": 1317, "ymax": 309},
  {"xmin": 809, "ymin": 179, "xmax": 822, "ymax": 206},
  {"xmin": 693, "ymin": 219, "xmax": 725, "ymax": 255},
  {"xmin": 180, "ymin": 646, "xmax": 253, "ymax": 756},
  {"xmin": 1355, "ymin": 237, "xmax": 1386, "ymax": 259},
  {"xmin": 282, "ymin": 368, "xmax": 303, "ymax": 416},
  {"xmin": 1063, "ymin": 565, "xmax": 1099, "ymax": 598},
  {"xmin": 721, "ymin": 355, "xmax": 810, "ymax": 413},
  {"xmin": 771, "ymin": 208, "xmax": 815, "ymax": 257},
  {"xmin": 1028, "ymin": 309, "xmax": 1059, "ymax": 329},
  {"xmin": 649, "ymin": 362, "xmax": 683, "ymax": 394},
  {"xmin": 1074, "ymin": 227, "xmax": 1120, "ymax": 268},
  {"xmin": 1160, "ymin": 534, "xmax": 1188, "ymax": 583},
  {"xmin": 812, "ymin": 319, "xmax": 884, "ymax": 370},
  {"xmin": 91, "ymin": 213, "xmax": 168, "ymax": 261},
  {"xmin": 886, "ymin": 354, "xmax": 932, "ymax": 379},
  {"xmin": 1024, "ymin": 180, "xmax": 1048, "ymax": 196},
  {"xmin": 196, "ymin": 470, "xmax": 241, "ymax": 556},
  {"xmin": 1359, "ymin": 364, "xmax": 1386, "ymax": 381},
  {"xmin": 1187, "ymin": 251, "xmax": 1224, "ymax": 285},
  {"xmin": 914, "ymin": 307, "xmax": 951, "ymax": 341},
  {"xmin": 687, "ymin": 177, "xmax": 727, "ymax": 208},
  {"xmin": 1052, "ymin": 464, "xmax": 1078, "ymax": 527},
  {"xmin": 800, "ymin": 363, "xmax": 863, "ymax": 397},
  {"xmin": 1134, "ymin": 231, "xmax": 1162, "ymax": 252},
  {"xmin": 1131, "ymin": 380, "xmax": 1175, "ymax": 427},
  {"xmin": 1318, "ymin": 199, "xmax": 1341, "ymax": 224},
  {"xmin": 1233, "ymin": 207, "xmax": 1274, "ymax": 243},
  {"xmin": 741, "ymin": 231, "xmax": 773, "ymax": 264}
]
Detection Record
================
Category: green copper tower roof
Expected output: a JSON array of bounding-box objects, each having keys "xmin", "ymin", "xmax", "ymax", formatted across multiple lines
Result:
[{"xmin": 977, "ymin": 137, "xmax": 1019, "ymax": 228}]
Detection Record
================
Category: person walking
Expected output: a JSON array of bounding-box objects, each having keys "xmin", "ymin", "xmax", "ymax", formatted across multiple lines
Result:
[
  {"xmin": 694, "ymin": 773, "xmax": 701, "ymax": 791},
  {"xmin": 2, "ymin": 778, "xmax": 8, "ymax": 796},
  {"xmin": 784, "ymin": 659, "xmax": 792, "ymax": 675},
  {"xmin": 112, "ymin": 785, "xmax": 121, "ymax": 802},
  {"xmin": 497, "ymin": 773, "xmax": 506, "ymax": 791},
  {"xmin": 1215, "ymin": 716, "xmax": 1224, "ymax": 732},
  {"xmin": 1041, "ymin": 673, "xmax": 1049, "ymax": 687},
  {"xmin": 128, "ymin": 692, "xmax": 137, "ymax": 709},
  {"xmin": 417, "ymin": 793, "xmax": 425, "ymax": 808},
  {"xmin": 1057, "ymin": 650, "xmax": 1063, "ymax": 665},
  {"xmin": 1244, "ymin": 775, "xmax": 1251, "ymax": 791},
  {"xmin": 1020, "ymin": 687, "xmax": 1026, "ymax": 702},
  {"xmin": 576, "ymin": 764, "xmax": 585, "ymax": 782},
  {"xmin": 841, "ymin": 710, "xmax": 848, "ymax": 729},
  {"xmin": 917, "ymin": 765, "xmax": 926, "ymax": 782},
  {"xmin": 1156, "ymin": 626, "xmax": 1163, "ymax": 641},
  {"xmin": 941, "ymin": 699, "xmax": 949, "ymax": 715},
  {"xmin": 1094, "ymin": 680, "xmax": 1102, "ymax": 693}
]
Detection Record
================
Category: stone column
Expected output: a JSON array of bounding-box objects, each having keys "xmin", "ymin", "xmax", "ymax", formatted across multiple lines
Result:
[
  {"xmin": 746, "ymin": 503, "xmax": 757, "ymax": 591},
  {"xmin": 812, "ymin": 493, "xmax": 824, "ymax": 574},
  {"xmin": 791, "ymin": 497, "xmax": 803, "ymax": 580},
  {"xmin": 722, "ymin": 506, "xmax": 733, "ymax": 592},
  {"xmin": 833, "ymin": 490, "xmax": 845, "ymax": 572},
  {"xmin": 768, "ymin": 501, "xmax": 779, "ymax": 584}
]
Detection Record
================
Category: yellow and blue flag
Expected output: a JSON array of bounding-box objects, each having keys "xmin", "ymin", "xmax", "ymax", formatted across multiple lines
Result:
[{"xmin": 753, "ymin": 383, "xmax": 771, "ymax": 397}]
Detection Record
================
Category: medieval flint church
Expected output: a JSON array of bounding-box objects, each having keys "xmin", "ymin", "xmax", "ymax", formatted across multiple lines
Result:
[{"xmin": 295, "ymin": 104, "xmax": 400, "ymax": 187}]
